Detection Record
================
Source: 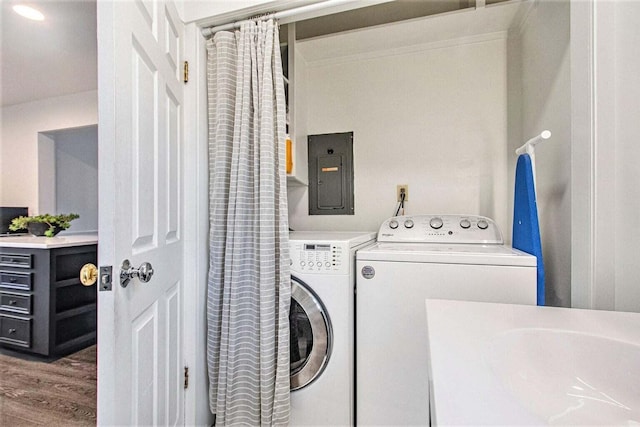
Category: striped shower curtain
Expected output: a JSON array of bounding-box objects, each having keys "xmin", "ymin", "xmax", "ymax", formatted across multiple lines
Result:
[{"xmin": 206, "ymin": 19, "xmax": 291, "ymax": 426}]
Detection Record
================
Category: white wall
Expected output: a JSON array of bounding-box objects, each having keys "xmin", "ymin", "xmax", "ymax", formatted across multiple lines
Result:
[
  {"xmin": 49, "ymin": 125, "xmax": 99, "ymax": 233},
  {"xmin": 37, "ymin": 133, "xmax": 57, "ymax": 214},
  {"xmin": 288, "ymin": 35, "xmax": 509, "ymax": 235},
  {"xmin": 613, "ymin": 1, "xmax": 640, "ymax": 312},
  {"xmin": 0, "ymin": 90, "xmax": 98, "ymax": 213},
  {"xmin": 516, "ymin": 0, "xmax": 571, "ymax": 307},
  {"xmin": 571, "ymin": 0, "xmax": 640, "ymax": 313}
]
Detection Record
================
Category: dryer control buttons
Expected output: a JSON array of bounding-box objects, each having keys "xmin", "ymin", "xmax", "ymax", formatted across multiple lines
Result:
[
  {"xmin": 429, "ymin": 217, "xmax": 443, "ymax": 229},
  {"xmin": 292, "ymin": 242, "xmax": 346, "ymax": 273},
  {"xmin": 376, "ymin": 215, "xmax": 503, "ymax": 244}
]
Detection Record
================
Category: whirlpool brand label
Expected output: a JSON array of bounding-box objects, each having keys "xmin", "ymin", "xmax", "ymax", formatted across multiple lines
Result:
[{"xmin": 361, "ymin": 266, "xmax": 375, "ymax": 279}]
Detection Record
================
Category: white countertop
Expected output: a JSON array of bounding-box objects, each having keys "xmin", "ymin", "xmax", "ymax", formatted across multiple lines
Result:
[
  {"xmin": 425, "ymin": 299, "xmax": 640, "ymax": 425},
  {"xmin": 0, "ymin": 233, "xmax": 98, "ymax": 249}
]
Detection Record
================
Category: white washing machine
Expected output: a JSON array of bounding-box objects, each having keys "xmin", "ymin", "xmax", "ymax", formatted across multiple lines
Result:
[
  {"xmin": 356, "ymin": 215, "xmax": 537, "ymax": 426},
  {"xmin": 289, "ymin": 231, "xmax": 376, "ymax": 426}
]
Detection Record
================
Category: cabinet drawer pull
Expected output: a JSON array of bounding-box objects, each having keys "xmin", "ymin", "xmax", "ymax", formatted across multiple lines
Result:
[
  {"xmin": 8, "ymin": 328, "xmax": 16, "ymax": 334},
  {"xmin": 0, "ymin": 254, "xmax": 32, "ymax": 268},
  {"xmin": 8, "ymin": 300, "xmax": 17, "ymax": 305},
  {"xmin": 9, "ymin": 278, "xmax": 17, "ymax": 283}
]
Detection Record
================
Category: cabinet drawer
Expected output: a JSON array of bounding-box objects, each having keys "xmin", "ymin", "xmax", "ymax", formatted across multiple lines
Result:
[
  {"xmin": 0, "ymin": 271, "xmax": 32, "ymax": 291},
  {"xmin": 0, "ymin": 292, "xmax": 31, "ymax": 314},
  {"xmin": 0, "ymin": 253, "xmax": 32, "ymax": 268},
  {"xmin": 0, "ymin": 315, "xmax": 31, "ymax": 347}
]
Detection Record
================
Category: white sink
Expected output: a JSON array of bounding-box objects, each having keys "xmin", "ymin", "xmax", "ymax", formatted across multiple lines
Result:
[
  {"xmin": 425, "ymin": 299, "xmax": 640, "ymax": 426},
  {"xmin": 485, "ymin": 329, "xmax": 640, "ymax": 424}
]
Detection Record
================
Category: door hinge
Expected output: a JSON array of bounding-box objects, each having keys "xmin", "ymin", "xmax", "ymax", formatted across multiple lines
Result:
[
  {"xmin": 184, "ymin": 366, "xmax": 189, "ymax": 389},
  {"xmin": 183, "ymin": 61, "xmax": 189, "ymax": 84}
]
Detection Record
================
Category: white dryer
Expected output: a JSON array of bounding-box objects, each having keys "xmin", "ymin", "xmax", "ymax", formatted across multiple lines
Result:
[
  {"xmin": 356, "ymin": 215, "xmax": 536, "ymax": 426},
  {"xmin": 289, "ymin": 231, "xmax": 376, "ymax": 426}
]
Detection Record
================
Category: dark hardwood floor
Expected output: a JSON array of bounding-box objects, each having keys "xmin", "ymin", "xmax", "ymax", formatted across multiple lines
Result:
[{"xmin": 0, "ymin": 345, "xmax": 96, "ymax": 426}]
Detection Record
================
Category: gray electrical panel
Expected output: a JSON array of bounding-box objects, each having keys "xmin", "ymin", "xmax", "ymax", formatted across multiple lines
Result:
[{"xmin": 308, "ymin": 132, "xmax": 354, "ymax": 215}]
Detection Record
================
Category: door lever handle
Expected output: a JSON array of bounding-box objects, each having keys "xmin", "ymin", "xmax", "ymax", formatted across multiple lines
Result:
[{"xmin": 120, "ymin": 259, "xmax": 154, "ymax": 288}]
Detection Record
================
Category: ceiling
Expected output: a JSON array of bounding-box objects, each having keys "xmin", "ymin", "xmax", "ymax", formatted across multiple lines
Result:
[
  {"xmin": 0, "ymin": 0, "xmax": 97, "ymax": 107},
  {"xmin": 291, "ymin": 0, "xmax": 508, "ymax": 40},
  {"xmin": 0, "ymin": 0, "xmax": 510, "ymax": 108}
]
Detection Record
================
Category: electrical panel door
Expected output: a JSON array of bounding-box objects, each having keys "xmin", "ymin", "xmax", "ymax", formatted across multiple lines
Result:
[{"xmin": 308, "ymin": 132, "xmax": 354, "ymax": 215}]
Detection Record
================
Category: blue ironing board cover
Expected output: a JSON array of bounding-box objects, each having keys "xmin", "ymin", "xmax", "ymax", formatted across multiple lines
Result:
[{"xmin": 513, "ymin": 154, "xmax": 545, "ymax": 306}]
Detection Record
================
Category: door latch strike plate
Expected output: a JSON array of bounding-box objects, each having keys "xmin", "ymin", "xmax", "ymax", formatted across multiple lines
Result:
[{"xmin": 99, "ymin": 266, "xmax": 113, "ymax": 291}]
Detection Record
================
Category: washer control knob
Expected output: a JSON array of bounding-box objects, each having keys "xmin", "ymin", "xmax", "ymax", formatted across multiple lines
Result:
[
  {"xmin": 308, "ymin": 262, "xmax": 314, "ymax": 267},
  {"xmin": 477, "ymin": 219, "xmax": 489, "ymax": 230},
  {"xmin": 460, "ymin": 219, "xmax": 471, "ymax": 229},
  {"xmin": 300, "ymin": 261, "xmax": 306, "ymax": 267},
  {"xmin": 404, "ymin": 219, "xmax": 414, "ymax": 229},
  {"xmin": 389, "ymin": 220, "xmax": 399, "ymax": 229},
  {"xmin": 429, "ymin": 217, "xmax": 443, "ymax": 229},
  {"xmin": 325, "ymin": 262, "xmax": 331, "ymax": 267}
]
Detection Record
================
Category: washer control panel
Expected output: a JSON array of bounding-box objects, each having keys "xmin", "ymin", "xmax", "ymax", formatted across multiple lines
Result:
[
  {"xmin": 290, "ymin": 241, "xmax": 348, "ymax": 274},
  {"xmin": 377, "ymin": 214, "xmax": 503, "ymax": 244}
]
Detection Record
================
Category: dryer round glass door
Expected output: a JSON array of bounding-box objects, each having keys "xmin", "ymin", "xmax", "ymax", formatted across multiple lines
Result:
[{"xmin": 289, "ymin": 276, "xmax": 333, "ymax": 391}]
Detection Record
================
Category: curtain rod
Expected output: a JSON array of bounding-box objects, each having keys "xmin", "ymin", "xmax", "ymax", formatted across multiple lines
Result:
[{"xmin": 201, "ymin": 0, "xmax": 393, "ymax": 38}]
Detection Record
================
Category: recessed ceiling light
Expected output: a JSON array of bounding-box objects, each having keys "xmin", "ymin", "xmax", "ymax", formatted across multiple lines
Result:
[{"xmin": 13, "ymin": 4, "xmax": 45, "ymax": 21}]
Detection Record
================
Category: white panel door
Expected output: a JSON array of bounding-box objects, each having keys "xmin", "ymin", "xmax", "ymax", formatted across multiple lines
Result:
[{"xmin": 97, "ymin": 0, "xmax": 185, "ymax": 425}]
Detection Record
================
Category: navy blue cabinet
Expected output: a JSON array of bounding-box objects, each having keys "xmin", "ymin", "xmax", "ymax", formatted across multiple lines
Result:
[{"xmin": 0, "ymin": 244, "xmax": 97, "ymax": 356}]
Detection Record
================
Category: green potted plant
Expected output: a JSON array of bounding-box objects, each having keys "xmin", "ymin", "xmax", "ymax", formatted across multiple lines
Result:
[{"xmin": 9, "ymin": 213, "xmax": 80, "ymax": 237}]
